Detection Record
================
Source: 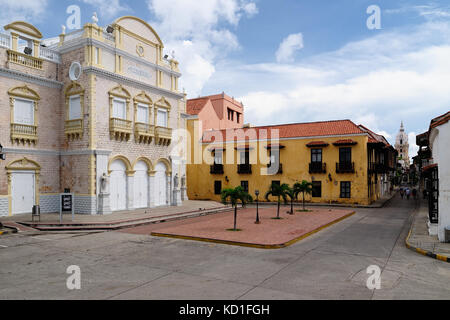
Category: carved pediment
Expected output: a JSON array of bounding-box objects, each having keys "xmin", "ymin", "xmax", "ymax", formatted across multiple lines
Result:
[
  {"xmin": 6, "ymin": 157, "xmax": 41, "ymax": 172},
  {"xmin": 109, "ymin": 84, "xmax": 131, "ymax": 100},
  {"xmin": 8, "ymin": 85, "xmax": 40, "ymax": 101},
  {"xmin": 65, "ymin": 82, "xmax": 84, "ymax": 96},
  {"xmin": 134, "ymin": 91, "xmax": 153, "ymax": 105},
  {"xmin": 155, "ymin": 96, "xmax": 171, "ymax": 109}
]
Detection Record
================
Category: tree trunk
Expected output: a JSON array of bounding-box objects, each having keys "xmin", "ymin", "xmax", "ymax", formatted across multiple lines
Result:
[
  {"xmin": 234, "ymin": 206, "xmax": 237, "ymax": 230},
  {"xmin": 302, "ymin": 192, "xmax": 305, "ymax": 211},
  {"xmin": 277, "ymin": 197, "xmax": 280, "ymax": 218},
  {"xmin": 290, "ymin": 199, "xmax": 293, "ymax": 214}
]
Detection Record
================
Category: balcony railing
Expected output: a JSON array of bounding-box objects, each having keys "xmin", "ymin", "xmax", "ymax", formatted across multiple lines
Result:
[
  {"xmin": 135, "ymin": 122, "xmax": 155, "ymax": 144},
  {"xmin": 64, "ymin": 29, "xmax": 84, "ymax": 42},
  {"xmin": 309, "ymin": 162, "xmax": 326, "ymax": 174},
  {"xmin": 11, "ymin": 123, "xmax": 37, "ymax": 144},
  {"xmin": 110, "ymin": 117, "xmax": 132, "ymax": 141},
  {"xmin": 65, "ymin": 119, "xmax": 83, "ymax": 140},
  {"xmin": 155, "ymin": 126, "xmax": 172, "ymax": 146},
  {"xmin": 7, "ymin": 50, "xmax": 43, "ymax": 70},
  {"xmin": 237, "ymin": 164, "xmax": 252, "ymax": 174},
  {"xmin": 267, "ymin": 163, "xmax": 283, "ymax": 175},
  {"xmin": 369, "ymin": 163, "xmax": 387, "ymax": 174},
  {"xmin": 0, "ymin": 33, "xmax": 10, "ymax": 49},
  {"xmin": 336, "ymin": 162, "xmax": 355, "ymax": 173},
  {"xmin": 39, "ymin": 46, "xmax": 61, "ymax": 63},
  {"xmin": 210, "ymin": 164, "xmax": 224, "ymax": 174}
]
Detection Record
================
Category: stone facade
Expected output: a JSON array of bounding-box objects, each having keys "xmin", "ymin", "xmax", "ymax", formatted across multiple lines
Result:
[{"xmin": 0, "ymin": 17, "xmax": 187, "ymax": 216}]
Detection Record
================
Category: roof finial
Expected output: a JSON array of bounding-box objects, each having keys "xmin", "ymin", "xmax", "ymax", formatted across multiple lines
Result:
[
  {"xmin": 400, "ymin": 121, "xmax": 404, "ymax": 131},
  {"xmin": 92, "ymin": 12, "xmax": 99, "ymax": 24}
]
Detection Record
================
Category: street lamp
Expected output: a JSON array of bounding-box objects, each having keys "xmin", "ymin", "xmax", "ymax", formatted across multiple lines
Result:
[{"xmin": 255, "ymin": 189, "xmax": 260, "ymax": 224}]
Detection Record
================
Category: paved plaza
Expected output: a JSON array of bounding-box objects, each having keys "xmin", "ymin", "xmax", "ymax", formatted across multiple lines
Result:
[{"xmin": 0, "ymin": 195, "xmax": 449, "ymax": 300}]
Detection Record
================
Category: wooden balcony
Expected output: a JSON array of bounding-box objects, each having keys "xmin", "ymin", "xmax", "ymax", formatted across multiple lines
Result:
[
  {"xmin": 155, "ymin": 126, "xmax": 172, "ymax": 146},
  {"xmin": 65, "ymin": 119, "xmax": 83, "ymax": 140},
  {"xmin": 210, "ymin": 164, "xmax": 224, "ymax": 174},
  {"xmin": 237, "ymin": 164, "xmax": 252, "ymax": 174},
  {"xmin": 11, "ymin": 123, "xmax": 37, "ymax": 145},
  {"xmin": 110, "ymin": 117, "xmax": 132, "ymax": 141},
  {"xmin": 369, "ymin": 163, "xmax": 387, "ymax": 174},
  {"xmin": 7, "ymin": 50, "xmax": 43, "ymax": 70},
  {"xmin": 309, "ymin": 162, "xmax": 326, "ymax": 174},
  {"xmin": 134, "ymin": 122, "xmax": 154, "ymax": 144},
  {"xmin": 336, "ymin": 162, "xmax": 355, "ymax": 173}
]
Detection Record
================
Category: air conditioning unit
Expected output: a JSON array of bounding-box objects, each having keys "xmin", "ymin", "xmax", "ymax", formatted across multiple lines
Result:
[
  {"xmin": 24, "ymin": 47, "xmax": 33, "ymax": 55},
  {"xmin": 106, "ymin": 25, "xmax": 114, "ymax": 33}
]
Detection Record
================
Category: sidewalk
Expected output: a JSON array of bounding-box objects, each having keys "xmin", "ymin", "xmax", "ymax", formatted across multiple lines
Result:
[
  {"xmin": 406, "ymin": 198, "xmax": 450, "ymax": 262},
  {"xmin": 0, "ymin": 200, "xmax": 228, "ymax": 232}
]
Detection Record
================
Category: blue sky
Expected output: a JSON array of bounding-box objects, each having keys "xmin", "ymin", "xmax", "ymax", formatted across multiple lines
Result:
[{"xmin": 2, "ymin": 0, "xmax": 450, "ymax": 159}]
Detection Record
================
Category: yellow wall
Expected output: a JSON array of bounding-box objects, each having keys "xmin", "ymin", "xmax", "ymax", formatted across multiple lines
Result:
[{"xmin": 186, "ymin": 120, "xmax": 374, "ymax": 205}]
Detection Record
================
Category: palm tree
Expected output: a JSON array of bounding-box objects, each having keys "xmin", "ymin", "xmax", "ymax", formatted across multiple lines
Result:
[
  {"xmin": 285, "ymin": 186, "xmax": 298, "ymax": 215},
  {"xmin": 294, "ymin": 180, "xmax": 313, "ymax": 211},
  {"xmin": 221, "ymin": 186, "xmax": 252, "ymax": 231},
  {"xmin": 265, "ymin": 183, "xmax": 289, "ymax": 219}
]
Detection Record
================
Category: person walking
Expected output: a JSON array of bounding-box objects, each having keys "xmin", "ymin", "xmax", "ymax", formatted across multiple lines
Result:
[
  {"xmin": 400, "ymin": 188, "xmax": 404, "ymax": 199},
  {"xmin": 406, "ymin": 188, "xmax": 411, "ymax": 200},
  {"xmin": 412, "ymin": 188, "xmax": 417, "ymax": 200}
]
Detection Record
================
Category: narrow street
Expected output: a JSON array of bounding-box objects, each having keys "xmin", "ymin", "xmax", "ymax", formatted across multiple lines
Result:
[{"xmin": 0, "ymin": 195, "xmax": 449, "ymax": 299}]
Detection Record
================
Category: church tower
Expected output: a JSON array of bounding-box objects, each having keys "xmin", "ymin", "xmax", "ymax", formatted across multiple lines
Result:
[{"xmin": 395, "ymin": 121, "xmax": 410, "ymax": 168}]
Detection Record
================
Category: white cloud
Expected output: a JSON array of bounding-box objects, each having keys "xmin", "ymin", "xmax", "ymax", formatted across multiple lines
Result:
[
  {"xmin": 206, "ymin": 21, "xmax": 450, "ymax": 146},
  {"xmin": 276, "ymin": 33, "xmax": 304, "ymax": 63},
  {"xmin": 408, "ymin": 132, "xmax": 419, "ymax": 160},
  {"xmin": 147, "ymin": 0, "xmax": 258, "ymax": 96},
  {"xmin": 80, "ymin": 0, "xmax": 129, "ymax": 21},
  {"xmin": 0, "ymin": 0, "xmax": 48, "ymax": 27}
]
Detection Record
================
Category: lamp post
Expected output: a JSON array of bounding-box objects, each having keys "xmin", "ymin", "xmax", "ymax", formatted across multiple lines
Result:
[{"xmin": 255, "ymin": 190, "xmax": 260, "ymax": 224}]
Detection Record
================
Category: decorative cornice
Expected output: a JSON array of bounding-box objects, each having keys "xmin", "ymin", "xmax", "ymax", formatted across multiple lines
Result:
[
  {"xmin": 83, "ymin": 66, "xmax": 184, "ymax": 100},
  {"xmin": 0, "ymin": 67, "xmax": 63, "ymax": 89},
  {"xmin": 3, "ymin": 148, "xmax": 112, "ymax": 156},
  {"xmin": 58, "ymin": 37, "xmax": 181, "ymax": 77}
]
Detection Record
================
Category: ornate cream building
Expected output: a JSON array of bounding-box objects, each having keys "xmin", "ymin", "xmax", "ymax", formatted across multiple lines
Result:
[
  {"xmin": 395, "ymin": 121, "xmax": 410, "ymax": 168},
  {"xmin": 0, "ymin": 16, "xmax": 188, "ymax": 216}
]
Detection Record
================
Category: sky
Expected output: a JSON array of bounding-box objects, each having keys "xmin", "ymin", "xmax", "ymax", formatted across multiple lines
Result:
[{"xmin": 1, "ymin": 0, "xmax": 450, "ymax": 160}]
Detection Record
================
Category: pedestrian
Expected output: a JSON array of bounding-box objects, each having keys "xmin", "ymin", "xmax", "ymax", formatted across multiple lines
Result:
[
  {"xmin": 400, "ymin": 188, "xmax": 404, "ymax": 199},
  {"xmin": 406, "ymin": 188, "xmax": 411, "ymax": 200},
  {"xmin": 412, "ymin": 188, "xmax": 417, "ymax": 200}
]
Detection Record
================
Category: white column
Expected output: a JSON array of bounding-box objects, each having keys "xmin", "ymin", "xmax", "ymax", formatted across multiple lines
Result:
[
  {"xmin": 127, "ymin": 175, "xmax": 134, "ymax": 210},
  {"xmin": 149, "ymin": 173, "xmax": 155, "ymax": 208}
]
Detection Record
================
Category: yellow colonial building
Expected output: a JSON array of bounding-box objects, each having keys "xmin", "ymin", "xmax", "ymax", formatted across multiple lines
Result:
[{"xmin": 186, "ymin": 119, "xmax": 397, "ymax": 205}]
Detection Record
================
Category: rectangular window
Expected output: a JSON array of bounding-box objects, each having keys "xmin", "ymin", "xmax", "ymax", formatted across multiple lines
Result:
[
  {"xmin": 214, "ymin": 150, "xmax": 223, "ymax": 165},
  {"xmin": 112, "ymin": 99, "xmax": 126, "ymax": 119},
  {"xmin": 311, "ymin": 149, "xmax": 322, "ymax": 163},
  {"xmin": 240, "ymin": 151, "xmax": 249, "ymax": 165},
  {"xmin": 340, "ymin": 181, "xmax": 351, "ymax": 198},
  {"xmin": 14, "ymin": 99, "xmax": 34, "ymax": 125},
  {"xmin": 227, "ymin": 108, "xmax": 234, "ymax": 121},
  {"xmin": 271, "ymin": 180, "xmax": 281, "ymax": 187},
  {"xmin": 339, "ymin": 148, "xmax": 352, "ymax": 163},
  {"xmin": 214, "ymin": 181, "xmax": 222, "ymax": 195},
  {"xmin": 236, "ymin": 113, "xmax": 240, "ymax": 123},
  {"xmin": 69, "ymin": 95, "xmax": 81, "ymax": 120},
  {"xmin": 94, "ymin": 47, "xmax": 100, "ymax": 65},
  {"xmin": 312, "ymin": 181, "xmax": 322, "ymax": 198},
  {"xmin": 241, "ymin": 181, "xmax": 249, "ymax": 193},
  {"xmin": 137, "ymin": 104, "xmax": 149, "ymax": 124},
  {"xmin": 157, "ymin": 109, "xmax": 168, "ymax": 127}
]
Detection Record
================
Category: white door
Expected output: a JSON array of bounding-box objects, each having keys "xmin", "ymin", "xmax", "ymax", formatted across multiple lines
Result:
[
  {"xmin": 11, "ymin": 172, "xmax": 35, "ymax": 215},
  {"xmin": 155, "ymin": 163, "xmax": 167, "ymax": 206},
  {"xmin": 134, "ymin": 161, "xmax": 148, "ymax": 209},
  {"xmin": 110, "ymin": 160, "xmax": 127, "ymax": 211}
]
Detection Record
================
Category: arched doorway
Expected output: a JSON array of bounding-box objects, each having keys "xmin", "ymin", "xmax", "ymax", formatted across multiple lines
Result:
[
  {"xmin": 134, "ymin": 161, "xmax": 149, "ymax": 208},
  {"xmin": 110, "ymin": 159, "xmax": 127, "ymax": 211},
  {"xmin": 154, "ymin": 162, "xmax": 167, "ymax": 206}
]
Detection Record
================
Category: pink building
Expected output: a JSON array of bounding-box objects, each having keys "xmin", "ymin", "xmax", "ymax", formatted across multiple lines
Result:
[{"xmin": 186, "ymin": 92, "xmax": 244, "ymax": 132}]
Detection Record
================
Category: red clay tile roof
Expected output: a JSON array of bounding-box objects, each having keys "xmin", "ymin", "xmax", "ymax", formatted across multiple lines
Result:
[
  {"xmin": 333, "ymin": 139, "xmax": 357, "ymax": 146},
  {"xmin": 186, "ymin": 98, "xmax": 210, "ymax": 115},
  {"xmin": 430, "ymin": 111, "xmax": 450, "ymax": 129},
  {"xmin": 306, "ymin": 141, "xmax": 329, "ymax": 147},
  {"xmin": 358, "ymin": 124, "xmax": 390, "ymax": 147},
  {"xmin": 202, "ymin": 120, "xmax": 365, "ymax": 143}
]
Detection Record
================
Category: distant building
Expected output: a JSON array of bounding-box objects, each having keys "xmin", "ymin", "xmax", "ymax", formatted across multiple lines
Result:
[
  {"xmin": 419, "ymin": 111, "xmax": 450, "ymax": 242},
  {"xmin": 394, "ymin": 122, "xmax": 410, "ymax": 168}
]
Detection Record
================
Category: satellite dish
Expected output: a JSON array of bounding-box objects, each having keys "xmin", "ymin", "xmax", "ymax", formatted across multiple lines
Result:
[{"xmin": 69, "ymin": 61, "xmax": 82, "ymax": 81}]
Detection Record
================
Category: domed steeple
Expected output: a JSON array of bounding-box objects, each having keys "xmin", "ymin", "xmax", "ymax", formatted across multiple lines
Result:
[{"xmin": 395, "ymin": 121, "xmax": 409, "ymax": 168}]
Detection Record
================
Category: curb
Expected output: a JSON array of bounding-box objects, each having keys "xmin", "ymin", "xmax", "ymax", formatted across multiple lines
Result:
[
  {"xmin": 0, "ymin": 226, "xmax": 18, "ymax": 236},
  {"xmin": 151, "ymin": 211, "xmax": 356, "ymax": 249},
  {"xmin": 405, "ymin": 228, "xmax": 450, "ymax": 263}
]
